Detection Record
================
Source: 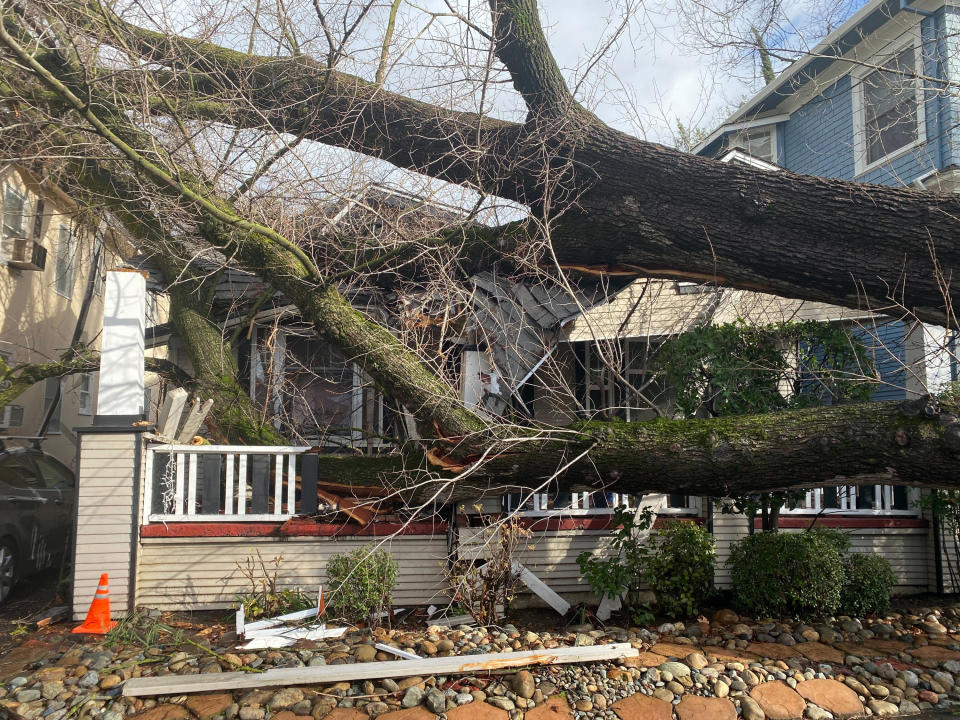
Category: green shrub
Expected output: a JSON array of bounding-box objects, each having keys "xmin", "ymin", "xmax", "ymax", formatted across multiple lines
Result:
[
  {"xmin": 728, "ymin": 531, "xmax": 845, "ymax": 617},
  {"xmin": 841, "ymin": 553, "xmax": 897, "ymax": 616},
  {"xmin": 643, "ymin": 520, "xmax": 715, "ymax": 617},
  {"xmin": 326, "ymin": 546, "xmax": 398, "ymax": 624}
]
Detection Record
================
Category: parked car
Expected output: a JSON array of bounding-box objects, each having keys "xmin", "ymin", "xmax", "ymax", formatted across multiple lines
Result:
[{"xmin": 0, "ymin": 445, "xmax": 75, "ymax": 603}]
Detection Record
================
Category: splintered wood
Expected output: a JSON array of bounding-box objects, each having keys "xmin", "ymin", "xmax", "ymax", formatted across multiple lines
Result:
[{"xmin": 122, "ymin": 643, "xmax": 639, "ymax": 697}]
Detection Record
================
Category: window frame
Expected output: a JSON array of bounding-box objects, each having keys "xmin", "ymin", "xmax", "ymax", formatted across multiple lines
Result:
[
  {"xmin": 779, "ymin": 484, "xmax": 920, "ymax": 516},
  {"xmin": 2, "ymin": 184, "xmax": 27, "ymax": 265},
  {"xmin": 77, "ymin": 372, "xmax": 93, "ymax": 416},
  {"xmin": 54, "ymin": 223, "xmax": 78, "ymax": 299},
  {"xmin": 43, "ymin": 376, "xmax": 62, "ymax": 434},
  {"xmin": 504, "ymin": 491, "xmax": 701, "ymax": 518},
  {"xmin": 852, "ymin": 31, "xmax": 926, "ymax": 176},
  {"xmin": 732, "ymin": 127, "xmax": 777, "ymax": 164}
]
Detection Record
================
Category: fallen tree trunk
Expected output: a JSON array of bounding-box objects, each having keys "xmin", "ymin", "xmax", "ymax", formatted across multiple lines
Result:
[
  {"xmin": 77, "ymin": 1, "xmax": 960, "ymax": 326},
  {"xmin": 315, "ymin": 397, "xmax": 960, "ymax": 502}
]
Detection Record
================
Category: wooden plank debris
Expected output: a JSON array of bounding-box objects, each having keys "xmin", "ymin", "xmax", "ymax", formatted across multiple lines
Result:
[
  {"xmin": 428, "ymin": 614, "xmax": 476, "ymax": 627},
  {"xmin": 156, "ymin": 388, "xmax": 188, "ymax": 440},
  {"xmin": 374, "ymin": 643, "xmax": 421, "ymax": 660},
  {"xmin": 237, "ymin": 626, "xmax": 346, "ymax": 650},
  {"xmin": 513, "ymin": 562, "xmax": 570, "ymax": 615},
  {"xmin": 123, "ymin": 642, "xmax": 639, "ymax": 697},
  {"xmin": 176, "ymin": 398, "xmax": 214, "ymax": 443},
  {"xmin": 32, "ymin": 606, "xmax": 68, "ymax": 628}
]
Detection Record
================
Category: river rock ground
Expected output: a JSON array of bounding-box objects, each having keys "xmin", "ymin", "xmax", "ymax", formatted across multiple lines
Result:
[{"xmin": 4, "ymin": 601, "xmax": 960, "ymax": 720}]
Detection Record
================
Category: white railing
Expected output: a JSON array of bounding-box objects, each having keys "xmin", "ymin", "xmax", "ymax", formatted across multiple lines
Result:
[
  {"xmin": 143, "ymin": 443, "xmax": 311, "ymax": 523},
  {"xmin": 780, "ymin": 485, "xmax": 918, "ymax": 516},
  {"xmin": 506, "ymin": 492, "xmax": 699, "ymax": 517}
]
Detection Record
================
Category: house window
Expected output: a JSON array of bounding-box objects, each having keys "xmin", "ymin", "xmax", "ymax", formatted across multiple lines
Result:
[
  {"xmin": 54, "ymin": 224, "xmax": 77, "ymax": 298},
  {"xmin": 78, "ymin": 373, "xmax": 93, "ymax": 415},
  {"xmin": 780, "ymin": 484, "xmax": 916, "ymax": 515},
  {"xmin": 854, "ymin": 40, "xmax": 924, "ymax": 173},
  {"xmin": 32, "ymin": 197, "xmax": 44, "ymax": 240},
  {"xmin": 2, "ymin": 185, "xmax": 26, "ymax": 263},
  {"xmin": 92, "ymin": 231, "xmax": 105, "ymax": 296},
  {"xmin": 733, "ymin": 128, "xmax": 776, "ymax": 163},
  {"xmin": 0, "ymin": 405, "xmax": 24, "ymax": 428},
  {"xmin": 583, "ymin": 340, "xmax": 664, "ymax": 422},
  {"xmin": 252, "ymin": 327, "xmax": 386, "ymax": 449},
  {"xmin": 43, "ymin": 377, "xmax": 61, "ymax": 433},
  {"xmin": 503, "ymin": 491, "xmax": 699, "ymax": 517}
]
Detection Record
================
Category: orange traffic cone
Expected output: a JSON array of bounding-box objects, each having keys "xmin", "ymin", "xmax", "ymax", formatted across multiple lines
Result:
[
  {"xmin": 73, "ymin": 573, "xmax": 118, "ymax": 635},
  {"xmin": 318, "ymin": 586, "xmax": 326, "ymax": 617}
]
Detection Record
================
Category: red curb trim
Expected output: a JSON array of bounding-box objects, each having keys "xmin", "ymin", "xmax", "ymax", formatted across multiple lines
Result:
[{"xmin": 140, "ymin": 520, "xmax": 448, "ymax": 538}]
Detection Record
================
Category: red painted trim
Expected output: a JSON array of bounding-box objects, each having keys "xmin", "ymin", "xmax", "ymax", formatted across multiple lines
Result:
[
  {"xmin": 756, "ymin": 516, "xmax": 929, "ymax": 530},
  {"xmin": 140, "ymin": 520, "xmax": 447, "ymax": 538}
]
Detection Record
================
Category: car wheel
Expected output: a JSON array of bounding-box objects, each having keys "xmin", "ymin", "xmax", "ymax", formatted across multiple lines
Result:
[{"xmin": 0, "ymin": 539, "xmax": 16, "ymax": 604}]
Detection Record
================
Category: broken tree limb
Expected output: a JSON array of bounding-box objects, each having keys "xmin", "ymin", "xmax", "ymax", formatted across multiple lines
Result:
[{"xmin": 122, "ymin": 643, "xmax": 639, "ymax": 696}]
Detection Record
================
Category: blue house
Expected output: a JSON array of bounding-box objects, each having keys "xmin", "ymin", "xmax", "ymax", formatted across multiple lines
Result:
[{"xmin": 695, "ymin": 0, "xmax": 960, "ymax": 402}]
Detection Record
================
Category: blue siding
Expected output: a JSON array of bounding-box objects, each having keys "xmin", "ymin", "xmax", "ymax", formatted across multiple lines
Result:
[
  {"xmin": 781, "ymin": 12, "xmax": 948, "ymax": 186},
  {"xmin": 783, "ymin": 75, "xmax": 856, "ymax": 179},
  {"xmin": 852, "ymin": 321, "xmax": 908, "ymax": 402}
]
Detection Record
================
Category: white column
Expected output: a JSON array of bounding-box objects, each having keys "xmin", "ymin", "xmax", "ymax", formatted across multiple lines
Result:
[{"xmin": 98, "ymin": 270, "xmax": 146, "ymax": 416}]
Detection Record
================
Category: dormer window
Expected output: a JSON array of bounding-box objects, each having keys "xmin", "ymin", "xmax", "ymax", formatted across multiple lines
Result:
[
  {"xmin": 853, "ymin": 36, "xmax": 925, "ymax": 175},
  {"xmin": 734, "ymin": 128, "xmax": 776, "ymax": 163}
]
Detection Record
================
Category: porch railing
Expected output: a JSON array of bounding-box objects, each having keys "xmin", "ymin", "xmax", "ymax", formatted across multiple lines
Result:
[{"xmin": 143, "ymin": 443, "xmax": 320, "ymax": 523}]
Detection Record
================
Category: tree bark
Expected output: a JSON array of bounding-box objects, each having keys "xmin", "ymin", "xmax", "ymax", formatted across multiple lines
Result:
[
  {"xmin": 286, "ymin": 398, "xmax": 960, "ymax": 502},
  {"xmin": 77, "ymin": 2, "xmax": 960, "ymax": 325}
]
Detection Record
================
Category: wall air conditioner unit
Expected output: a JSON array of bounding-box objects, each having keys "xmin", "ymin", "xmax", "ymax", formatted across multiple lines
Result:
[
  {"xmin": 0, "ymin": 405, "xmax": 24, "ymax": 429},
  {"xmin": 5, "ymin": 235, "xmax": 47, "ymax": 271}
]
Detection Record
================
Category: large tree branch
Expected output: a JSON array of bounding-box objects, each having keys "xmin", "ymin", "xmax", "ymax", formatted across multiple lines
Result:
[
  {"xmin": 0, "ymin": 21, "xmax": 487, "ymax": 442},
  {"xmin": 281, "ymin": 398, "xmax": 960, "ymax": 502},
  {"xmin": 65, "ymin": 1, "xmax": 960, "ymax": 325}
]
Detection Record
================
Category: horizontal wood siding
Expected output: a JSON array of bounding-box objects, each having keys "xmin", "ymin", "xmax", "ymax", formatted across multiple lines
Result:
[
  {"xmin": 136, "ymin": 536, "xmax": 450, "ymax": 610},
  {"xmin": 458, "ymin": 527, "xmax": 614, "ymax": 607},
  {"xmin": 73, "ymin": 432, "xmax": 138, "ymax": 619},
  {"xmin": 711, "ymin": 506, "xmax": 930, "ymax": 593}
]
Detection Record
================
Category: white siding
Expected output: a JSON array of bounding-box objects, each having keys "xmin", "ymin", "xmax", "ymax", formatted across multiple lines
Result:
[
  {"xmin": 458, "ymin": 527, "xmax": 613, "ymax": 607},
  {"xmin": 711, "ymin": 505, "xmax": 930, "ymax": 594},
  {"xmin": 72, "ymin": 432, "xmax": 138, "ymax": 619},
  {"xmin": 136, "ymin": 535, "xmax": 450, "ymax": 610}
]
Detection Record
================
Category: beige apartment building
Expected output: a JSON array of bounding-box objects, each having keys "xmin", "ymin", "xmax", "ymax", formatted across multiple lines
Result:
[{"xmin": 0, "ymin": 164, "xmax": 127, "ymax": 468}]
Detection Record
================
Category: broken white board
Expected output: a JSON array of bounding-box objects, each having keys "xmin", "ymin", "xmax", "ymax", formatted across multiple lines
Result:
[
  {"xmin": 513, "ymin": 561, "xmax": 570, "ymax": 615},
  {"xmin": 374, "ymin": 643, "xmax": 421, "ymax": 660},
  {"xmin": 237, "ymin": 625, "xmax": 346, "ymax": 650},
  {"xmin": 175, "ymin": 398, "xmax": 214, "ymax": 443}
]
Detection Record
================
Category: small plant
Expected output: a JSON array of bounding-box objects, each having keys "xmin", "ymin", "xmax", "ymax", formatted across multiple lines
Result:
[
  {"xmin": 728, "ymin": 530, "xmax": 845, "ymax": 617},
  {"xmin": 840, "ymin": 553, "xmax": 897, "ymax": 616},
  {"xmin": 445, "ymin": 513, "xmax": 530, "ymax": 624},
  {"xmin": 326, "ymin": 545, "xmax": 398, "ymax": 625},
  {"xmin": 643, "ymin": 519, "xmax": 715, "ymax": 617},
  {"xmin": 577, "ymin": 506, "xmax": 654, "ymax": 619},
  {"xmin": 236, "ymin": 550, "xmax": 312, "ymax": 620}
]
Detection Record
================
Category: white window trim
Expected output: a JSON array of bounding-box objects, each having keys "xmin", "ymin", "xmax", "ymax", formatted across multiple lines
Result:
[
  {"xmin": 732, "ymin": 127, "xmax": 778, "ymax": 165},
  {"xmin": 54, "ymin": 223, "xmax": 77, "ymax": 299},
  {"xmin": 78, "ymin": 372, "xmax": 93, "ymax": 416},
  {"xmin": 852, "ymin": 29, "xmax": 926, "ymax": 177},
  {"xmin": 779, "ymin": 485, "xmax": 921, "ymax": 517},
  {"xmin": 507, "ymin": 492, "xmax": 702, "ymax": 518},
  {"xmin": 250, "ymin": 325, "xmax": 384, "ymax": 450}
]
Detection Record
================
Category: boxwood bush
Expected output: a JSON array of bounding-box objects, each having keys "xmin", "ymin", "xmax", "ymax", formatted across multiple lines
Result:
[
  {"xmin": 326, "ymin": 545, "xmax": 398, "ymax": 624},
  {"xmin": 643, "ymin": 519, "xmax": 715, "ymax": 618},
  {"xmin": 728, "ymin": 530, "xmax": 846, "ymax": 617},
  {"xmin": 841, "ymin": 553, "xmax": 897, "ymax": 616}
]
